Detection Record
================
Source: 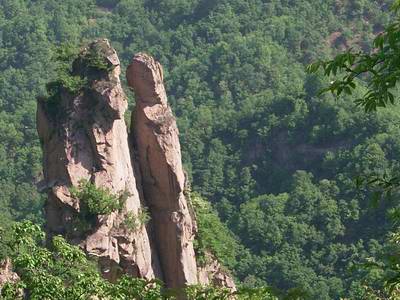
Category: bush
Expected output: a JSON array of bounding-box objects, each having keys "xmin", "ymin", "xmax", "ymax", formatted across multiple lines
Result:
[
  {"xmin": 70, "ymin": 180, "xmax": 122, "ymax": 216},
  {"xmin": 191, "ymin": 193, "xmax": 241, "ymax": 269},
  {"xmin": 41, "ymin": 43, "xmax": 84, "ymax": 108},
  {"xmin": 84, "ymin": 46, "xmax": 114, "ymax": 72},
  {"xmin": 121, "ymin": 208, "xmax": 151, "ymax": 232},
  {"xmin": 42, "ymin": 41, "xmax": 114, "ymax": 108},
  {"xmin": 0, "ymin": 221, "xmax": 277, "ymax": 300},
  {"xmin": 0, "ymin": 221, "xmax": 165, "ymax": 300},
  {"xmin": 185, "ymin": 285, "xmax": 278, "ymax": 300}
]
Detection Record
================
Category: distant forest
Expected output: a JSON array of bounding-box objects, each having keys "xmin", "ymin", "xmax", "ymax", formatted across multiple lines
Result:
[{"xmin": 0, "ymin": 0, "xmax": 398, "ymax": 298}]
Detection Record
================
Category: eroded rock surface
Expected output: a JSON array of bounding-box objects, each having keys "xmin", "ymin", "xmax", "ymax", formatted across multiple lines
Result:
[
  {"xmin": 127, "ymin": 53, "xmax": 198, "ymax": 289},
  {"xmin": 37, "ymin": 40, "xmax": 159, "ymax": 281},
  {"xmin": 0, "ymin": 259, "xmax": 19, "ymax": 288},
  {"xmin": 38, "ymin": 40, "xmax": 236, "ymax": 293},
  {"xmin": 197, "ymin": 253, "xmax": 237, "ymax": 291}
]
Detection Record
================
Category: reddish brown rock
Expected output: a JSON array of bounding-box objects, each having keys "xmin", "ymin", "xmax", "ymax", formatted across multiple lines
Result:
[
  {"xmin": 0, "ymin": 259, "xmax": 19, "ymax": 288},
  {"xmin": 127, "ymin": 53, "xmax": 198, "ymax": 289},
  {"xmin": 38, "ymin": 40, "xmax": 236, "ymax": 294},
  {"xmin": 37, "ymin": 40, "xmax": 160, "ymax": 281}
]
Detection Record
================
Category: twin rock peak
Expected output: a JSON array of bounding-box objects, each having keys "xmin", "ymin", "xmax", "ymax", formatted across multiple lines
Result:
[{"xmin": 36, "ymin": 39, "xmax": 235, "ymax": 294}]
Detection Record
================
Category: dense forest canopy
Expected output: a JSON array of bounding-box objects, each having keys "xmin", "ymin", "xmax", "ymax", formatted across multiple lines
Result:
[{"xmin": 0, "ymin": 0, "xmax": 399, "ymax": 298}]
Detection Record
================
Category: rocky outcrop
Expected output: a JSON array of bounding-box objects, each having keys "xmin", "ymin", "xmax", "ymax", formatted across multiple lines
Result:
[
  {"xmin": 197, "ymin": 253, "xmax": 237, "ymax": 291},
  {"xmin": 0, "ymin": 259, "xmax": 19, "ymax": 288},
  {"xmin": 37, "ymin": 40, "xmax": 235, "ymax": 293},
  {"xmin": 37, "ymin": 40, "xmax": 159, "ymax": 281},
  {"xmin": 127, "ymin": 53, "xmax": 198, "ymax": 289}
]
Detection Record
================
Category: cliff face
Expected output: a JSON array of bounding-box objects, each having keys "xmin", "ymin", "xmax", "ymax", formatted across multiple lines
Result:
[
  {"xmin": 127, "ymin": 53, "xmax": 198, "ymax": 288},
  {"xmin": 37, "ymin": 39, "xmax": 235, "ymax": 291},
  {"xmin": 37, "ymin": 40, "xmax": 159, "ymax": 281}
]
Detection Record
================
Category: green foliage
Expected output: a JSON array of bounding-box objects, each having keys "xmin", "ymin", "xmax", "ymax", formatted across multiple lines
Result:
[
  {"xmin": 185, "ymin": 285, "xmax": 277, "ymax": 300},
  {"xmin": 307, "ymin": 3, "xmax": 400, "ymax": 111},
  {"xmin": 0, "ymin": 221, "xmax": 167, "ymax": 300},
  {"xmin": 121, "ymin": 208, "xmax": 150, "ymax": 232},
  {"xmin": 42, "ymin": 41, "xmax": 116, "ymax": 109},
  {"xmin": 0, "ymin": 221, "xmax": 273, "ymax": 299},
  {"xmin": 0, "ymin": 224, "xmax": 15, "ymax": 261},
  {"xmin": 0, "ymin": 0, "xmax": 398, "ymax": 298},
  {"xmin": 84, "ymin": 45, "xmax": 115, "ymax": 72},
  {"xmin": 307, "ymin": 2, "xmax": 400, "ymax": 298},
  {"xmin": 44, "ymin": 43, "xmax": 85, "ymax": 105},
  {"xmin": 107, "ymin": 276, "xmax": 166, "ymax": 300},
  {"xmin": 191, "ymin": 193, "xmax": 241, "ymax": 270},
  {"xmin": 234, "ymin": 172, "xmax": 357, "ymax": 298},
  {"xmin": 53, "ymin": 43, "xmax": 85, "ymax": 92},
  {"xmin": 70, "ymin": 179, "xmax": 122, "ymax": 216}
]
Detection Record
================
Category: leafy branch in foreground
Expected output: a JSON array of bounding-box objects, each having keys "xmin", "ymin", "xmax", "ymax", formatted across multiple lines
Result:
[
  {"xmin": 0, "ymin": 221, "xmax": 170, "ymax": 299},
  {"xmin": 307, "ymin": 1, "xmax": 400, "ymax": 298},
  {"xmin": 0, "ymin": 221, "xmax": 277, "ymax": 299},
  {"xmin": 307, "ymin": 0, "xmax": 400, "ymax": 112},
  {"xmin": 354, "ymin": 173, "xmax": 400, "ymax": 208}
]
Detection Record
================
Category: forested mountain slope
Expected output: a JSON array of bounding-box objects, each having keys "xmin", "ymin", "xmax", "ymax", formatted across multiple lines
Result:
[{"xmin": 0, "ymin": 0, "xmax": 397, "ymax": 298}]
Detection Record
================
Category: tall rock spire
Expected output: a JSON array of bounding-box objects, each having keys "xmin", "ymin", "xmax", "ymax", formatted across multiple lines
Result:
[
  {"xmin": 38, "ymin": 41, "xmax": 236, "ymax": 294},
  {"xmin": 37, "ymin": 40, "xmax": 159, "ymax": 281},
  {"xmin": 127, "ymin": 53, "xmax": 198, "ymax": 289}
]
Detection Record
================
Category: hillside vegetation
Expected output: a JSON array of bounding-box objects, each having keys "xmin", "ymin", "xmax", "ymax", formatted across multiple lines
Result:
[{"xmin": 0, "ymin": 0, "xmax": 398, "ymax": 298}]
